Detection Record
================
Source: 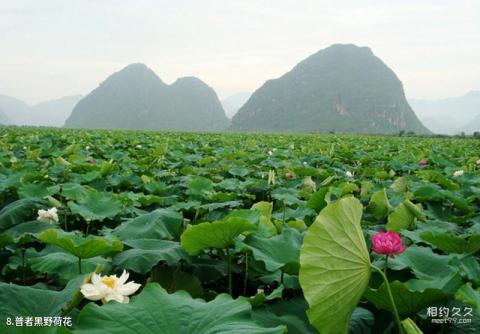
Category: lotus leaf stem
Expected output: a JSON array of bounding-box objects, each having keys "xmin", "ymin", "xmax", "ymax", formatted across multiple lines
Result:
[{"xmin": 371, "ymin": 264, "xmax": 403, "ymax": 334}]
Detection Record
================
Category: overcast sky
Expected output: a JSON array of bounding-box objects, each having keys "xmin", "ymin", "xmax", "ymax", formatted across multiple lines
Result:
[{"xmin": 1, "ymin": 0, "xmax": 479, "ymax": 104}]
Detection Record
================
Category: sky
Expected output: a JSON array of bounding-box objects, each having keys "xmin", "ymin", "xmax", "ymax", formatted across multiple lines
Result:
[{"xmin": 1, "ymin": 0, "xmax": 479, "ymax": 104}]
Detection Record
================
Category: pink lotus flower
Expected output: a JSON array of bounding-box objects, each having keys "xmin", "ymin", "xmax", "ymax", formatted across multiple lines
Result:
[
  {"xmin": 87, "ymin": 158, "xmax": 95, "ymax": 164},
  {"xmin": 371, "ymin": 231, "xmax": 407, "ymax": 257},
  {"xmin": 418, "ymin": 159, "xmax": 427, "ymax": 166}
]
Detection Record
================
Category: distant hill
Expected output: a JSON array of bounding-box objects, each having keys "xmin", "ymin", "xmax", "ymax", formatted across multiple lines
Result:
[
  {"xmin": 65, "ymin": 63, "xmax": 229, "ymax": 131},
  {"xmin": 462, "ymin": 113, "xmax": 480, "ymax": 134},
  {"xmin": 0, "ymin": 94, "xmax": 81, "ymax": 127},
  {"xmin": 409, "ymin": 91, "xmax": 480, "ymax": 134},
  {"xmin": 31, "ymin": 95, "xmax": 82, "ymax": 126},
  {"xmin": 221, "ymin": 92, "xmax": 252, "ymax": 118},
  {"xmin": 230, "ymin": 44, "xmax": 430, "ymax": 134},
  {"xmin": 0, "ymin": 110, "xmax": 11, "ymax": 125},
  {"xmin": 0, "ymin": 95, "xmax": 30, "ymax": 125},
  {"xmin": 221, "ymin": 100, "xmax": 237, "ymax": 119}
]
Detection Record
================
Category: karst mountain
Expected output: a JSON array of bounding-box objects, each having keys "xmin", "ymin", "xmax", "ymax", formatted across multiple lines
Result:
[
  {"xmin": 64, "ymin": 63, "xmax": 229, "ymax": 131},
  {"xmin": 230, "ymin": 44, "xmax": 430, "ymax": 134}
]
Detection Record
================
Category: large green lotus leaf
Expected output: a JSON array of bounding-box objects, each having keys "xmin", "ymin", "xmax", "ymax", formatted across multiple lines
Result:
[
  {"xmin": 287, "ymin": 219, "xmax": 307, "ymax": 232},
  {"xmin": 457, "ymin": 256, "xmax": 480, "ymax": 284},
  {"xmin": 18, "ymin": 183, "xmax": 60, "ymax": 199},
  {"xmin": 251, "ymin": 297, "xmax": 317, "ymax": 334},
  {"xmin": 0, "ymin": 172, "xmax": 20, "ymax": 193},
  {"xmin": 420, "ymin": 231, "xmax": 480, "ymax": 254},
  {"xmin": 243, "ymin": 227, "xmax": 303, "ymax": 275},
  {"xmin": 386, "ymin": 203, "xmax": 413, "ymax": 232},
  {"xmin": 251, "ymin": 201, "xmax": 273, "ymax": 220},
  {"xmin": 74, "ymin": 283, "xmax": 285, "ymax": 334},
  {"xmin": 37, "ymin": 228, "xmax": 123, "ymax": 259},
  {"xmin": 246, "ymin": 285, "xmax": 284, "ymax": 307},
  {"xmin": 112, "ymin": 209, "xmax": 183, "ymax": 241},
  {"xmin": 299, "ymin": 197, "xmax": 371, "ymax": 334},
  {"xmin": 348, "ymin": 307, "xmax": 375, "ymax": 334},
  {"xmin": 366, "ymin": 189, "xmax": 390, "ymax": 220},
  {"xmin": 423, "ymin": 203, "xmax": 466, "ymax": 224},
  {"xmin": 188, "ymin": 177, "xmax": 213, "ymax": 197},
  {"xmin": 364, "ymin": 280, "xmax": 450, "ymax": 316},
  {"xmin": 150, "ymin": 265, "xmax": 204, "ymax": 298},
  {"xmin": 389, "ymin": 246, "xmax": 462, "ymax": 293},
  {"xmin": 403, "ymin": 200, "xmax": 427, "ymax": 221},
  {"xmin": 0, "ymin": 198, "xmax": 46, "ymax": 232},
  {"xmin": 0, "ymin": 275, "xmax": 86, "ymax": 334},
  {"xmin": 292, "ymin": 165, "xmax": 324, "ymax": 177},
  {"xmin": 199, "ymin": 200, "xmax": 243, "ymax": 211},
  {"xmin": 181, "ymin": 217, "xmax": 256, "ymax": 256},
  {"xmin": 0, "ymin": 234, "xmax": 14, "ymax": 248},
  {"xmin": 215, "ymin": 178, "xmax": 244, "ymax": 192},
  {"xmin": 413, "ymin": 184, "xmax": 445, "ymax": 202},
  {"xmin": 61, "ymin": 183, "xmax": 90, "ymax": 202},
  {"xmin": 340, "ymin": 182, "xmax": 360, "ymax": 196},
  {"xmin": 413, "ymin": 186, "xmax": 473, "ymax": 213},
  {"xmin": 442, "ymin": 190, "xmax": 473, "ymax": 213},
  {"xmin": 108, "ymin": 174, "xmax": 143, "ymax": 188},
  {"xmin": 29, "ymin": 250, "xmax": 108, "ymax": 282},
  {"xmin": 455, "ymin": 283, "xmax": 480, "ymax": 314},
  {"xmin": 229, "ymin": 166, "xmax": 249, "ymax": 177},
  {"xmin": 306, "ymin": 188, "xmax": 328, "ymax": 213},
  {"xmin": 224, "ymin": 209, "xmax": 261, "ymax": 225},
  {"xmin": 405, "ymin": 272, "xmax": 462, "ymax": 294},
  {"xmin": 250, "ymin": 202, "xmax": 277, "ymax": 236},
  {"xmin": 113, "ymin": 239, "xmax": 189, "ymax": 274},
  {"xmin": 390, "ymin": 176, "xmax": 408, "ymax": 193},
  {"xmin": 136, "ymin": 194, "xmax": 178, "ymax": 207},
  {"xmin": 3, "ymin": 220, "xmax": 54, "ymax": 244},
  {"xmin": 441, "ymin": 300, "xmax": 480, "ymax": 333},
  {"xmin": 271, "ymin": 188, "xmax": 303, "ymax": 206},
  {"xmin": 143, "ymin": 180, "xmax": 168, "ymax": 195},
  {"xmin": 418, "ymin": 170, "xmax": 460, "ymax": 190},
  {"xmin": 386, "ymin": 200, "xmax": 425, "ymax": 232},
  {"xmin": 390, "ymin": 245, "xmax": 455, "ymax": 277},
  {"xmin": 67, "ymin": 191, "xmax": 122, "ymax": 221}
]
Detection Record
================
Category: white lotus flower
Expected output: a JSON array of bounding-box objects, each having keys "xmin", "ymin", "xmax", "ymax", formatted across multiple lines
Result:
[
  {"xmin": 136, "ymin": 144, "xmax": 142, "ymax": 149},
  {"xmin": 453, "ymin": 170, "xmax": 464, "ymax": 177},
  {"xmin": 80, "ymin": 270, "xmax": 141, "ymax": 304},
  {"xmin": 476, "ymin": 159, "xmax": 480, "ymax": 165},
  {"xmin": 268, "ymin": 150, "xmax": 273, "ymax": 156},
  {"xmin": 85, "ymin": 146, "xmax": 90, "ymax": 150},
  {"xmin": 37, "ymin": 207, "xmax": 59, "ymax": 223},
  {"xmin": 346, "ymin": 171, "xmax": 354, "ymax": 178}
]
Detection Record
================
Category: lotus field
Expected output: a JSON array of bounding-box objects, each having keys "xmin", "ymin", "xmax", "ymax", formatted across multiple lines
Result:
[{"xmin": 1, "ymin": 127, "xmax": 480, "ymax": 333}]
